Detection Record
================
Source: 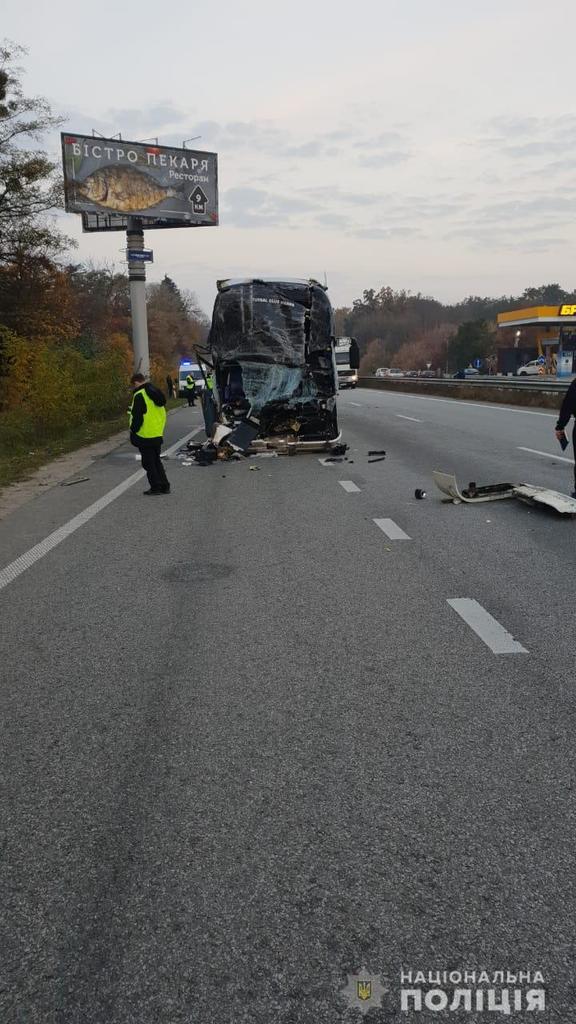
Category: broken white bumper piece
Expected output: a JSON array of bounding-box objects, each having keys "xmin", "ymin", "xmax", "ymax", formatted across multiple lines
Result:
[{"xmin": 433, "ymin": 470, "xmax": 576, "ymax": 515}]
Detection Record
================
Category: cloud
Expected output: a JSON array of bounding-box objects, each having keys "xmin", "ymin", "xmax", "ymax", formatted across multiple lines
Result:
[
  {"xmin": 474, "ymin": 194, "xmax": 576, "ymax": 222},
  {"xmin": 357, "ymin": 151, "xmax": 411, "ymax": 168},
  {"xmin": 352, "ymin": 226, "xmax": 421, "ymax": 239},
  {"xmin": 222, "ymin": 186, "xmax": 315, "ymax": 228},
  {"xmin": 284, "ymin": 141, "xmax": 324, "ymax": 158},
  {"xmin": 475, "ymin": 113, "xmax": 576, "ymax": 162},
  {"xmin": 362, "ymin": 131, "xmax": 406, "ymax": 149},
  {"xmin": 104, "ymin": 102, "xmax": 188, "ymax": 133},
  {"xmin": 444, "ymin": 219, "xmax": 570, "ymax": 252},
  {"xmin": 315, "ymin": 212, "xmax": 352, "ymax": 228},
  {"xmin": 297, "ymin": 186, "xmax": 384, "ymax": 207}
]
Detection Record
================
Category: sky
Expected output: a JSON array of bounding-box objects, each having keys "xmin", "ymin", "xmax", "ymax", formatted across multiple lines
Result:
[{"xmin": 5, "ymin": 0, "xmax": 576, "ymax": 317}]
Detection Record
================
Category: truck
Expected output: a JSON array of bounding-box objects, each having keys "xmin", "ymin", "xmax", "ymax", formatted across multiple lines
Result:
[
  {"xmin": 205, "ymin": 277, "xmax": 343, "ymax": 450},
  {"xmin": 334, "ymin": 336, "xmax": 360, "ymax": 388}
]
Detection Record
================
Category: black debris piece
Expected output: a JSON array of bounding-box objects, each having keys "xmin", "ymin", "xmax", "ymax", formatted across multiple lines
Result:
[
  {"xmin": 368, "ymin": 449, "xmax": 386, "ymax": 456},
  {"xmin": 225, "ymin": 418, "xmax": 260, "ymax": 452},
  {"xmin": 368, "ymin": 456, "xmax": 386, "ymax": 464},
  {"xmin": 414, "ymin": 488, "xmax": 426, "ymax": 499},
  {"xmin": 195, "ymin": 445, "xmax": 218, "ymax": 466}
]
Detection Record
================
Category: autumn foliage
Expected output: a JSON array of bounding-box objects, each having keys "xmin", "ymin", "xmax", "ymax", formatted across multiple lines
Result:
[
  {"xmin": 0, "ymin": 264, "xmax": 207, "ymax": 449},
  {"xmin": 0, "ymin": 42, "xmax": 208, "ymax": 472}
]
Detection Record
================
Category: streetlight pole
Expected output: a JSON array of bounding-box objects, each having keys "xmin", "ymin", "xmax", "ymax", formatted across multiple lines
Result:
[{"xmin": 127, "ymin": 216, "xmax": 150, "ymax": 377}]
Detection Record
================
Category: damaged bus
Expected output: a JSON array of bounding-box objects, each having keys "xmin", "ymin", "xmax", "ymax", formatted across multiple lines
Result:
[{"xmin": 205, "ymin": 278, "xmax": 343, "ymax": 451}]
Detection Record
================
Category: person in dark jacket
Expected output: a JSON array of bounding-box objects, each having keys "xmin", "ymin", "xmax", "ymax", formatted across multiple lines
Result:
[
  {"xmin": 555, "ymin": 377, "xmax": 576, "ymax": 496},
  {"xmin": 185, "ymin": 373, "xmax": 196, "ymax": 406},
  {"xmin": 166, "ymin": 374, "xmax": 175, "ymax": 399},
  {"xmin": 129, "ymin": 373, "xmax": 170, "ymax": 495}
]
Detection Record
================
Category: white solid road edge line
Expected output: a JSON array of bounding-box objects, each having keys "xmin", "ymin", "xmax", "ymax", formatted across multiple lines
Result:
[
  {"xmin": 447, "ymin": 598, "xmax": 528, "ymax": 654},
  {"xmin": 518, "ymin": 446, "xmax": 573, "ymax": 465},
  {"xmin": 0, "ymin": 427, "xmax": 202, "ymax": 594},
  {"xmin": 339, "ymin": 480, "xmax": 361, "ymax": 493},
  {"xmin": 373, "ymin": 518, "xmax": 411, "ymax": 540}
]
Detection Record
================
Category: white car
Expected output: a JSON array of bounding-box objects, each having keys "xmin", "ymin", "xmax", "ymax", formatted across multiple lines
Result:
[
  {"xmin": 516, "ymin": 359, "xmax": 545, "ymax": 376},
  {"xmin": 388, "ymin": 368, "xmax": 404, "ymax": 378},
  {"xmin": 374, "ymin": 367, "xmax": 390, "ymax": 377}
]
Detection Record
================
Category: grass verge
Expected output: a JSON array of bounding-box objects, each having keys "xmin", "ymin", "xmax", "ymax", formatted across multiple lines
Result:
[{"xmin": 0, "ymin": 399, "xmax": 184, "ymax": 490}]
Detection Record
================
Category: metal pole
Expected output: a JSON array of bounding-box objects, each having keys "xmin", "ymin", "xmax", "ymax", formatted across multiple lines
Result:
[{"xmin": 127, "ymin": 216, "xmax": 150, "ymax": 377}]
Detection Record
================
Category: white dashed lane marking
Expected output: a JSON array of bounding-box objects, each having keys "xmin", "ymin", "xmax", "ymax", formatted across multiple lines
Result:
[
  {"xmin": 396, "ymin": 414, "xmax": 422, "ymax": 422},
  {"xmin": 367, "ymin": 391, "xmax": 557, "ymax": 418},
  {"xmin": 0, "ymin": 427, "xmax": 202, "ymax": 594},
  {"xmin": 373, "ymin": 518, "xmax": 411, "ymax": 540},
  {"xmin": 339, "ymin": 480, "xmax": 360, "ymax": 493},
  {"xmin": 447, "ymin": 598, "xmax": 528, "ymax": 654}
]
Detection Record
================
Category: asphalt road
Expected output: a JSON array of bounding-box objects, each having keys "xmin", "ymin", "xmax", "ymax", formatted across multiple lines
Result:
[{"xmin": 1, "ymin": 391, "xmax": 575, "ymax": 1023}]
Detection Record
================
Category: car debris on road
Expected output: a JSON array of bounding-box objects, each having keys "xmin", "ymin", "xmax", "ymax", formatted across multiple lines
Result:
[{"xmin": 433, "ymin": 470, "xmax": 576, "ymax": 515}]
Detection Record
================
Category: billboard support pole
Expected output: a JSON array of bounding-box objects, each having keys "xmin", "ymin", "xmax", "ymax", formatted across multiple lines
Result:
[{"xmin": 127, "ymin": 216, "xmax": 150, "ymax": 377}]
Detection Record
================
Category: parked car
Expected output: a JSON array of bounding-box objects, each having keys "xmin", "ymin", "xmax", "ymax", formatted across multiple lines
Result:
[
  {"xmin": 453, "ymin": 366, "xmax": 479, "ymax": 378},
  {"xmin": 374, "ymin": 367, "xmax": 390, "ymax": 377},
  {"xmin": 388, "ymin": 368, "xmax": 404, "ymax": 378},
  {"xmin": 516, "ymin": 359, "xmax": 545, "ymax": 376}
]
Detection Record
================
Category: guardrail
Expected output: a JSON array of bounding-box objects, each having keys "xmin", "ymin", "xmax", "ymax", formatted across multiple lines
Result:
[{"xmin": 358, "ymin": 375, "xmax": 570, "ymax": 410}]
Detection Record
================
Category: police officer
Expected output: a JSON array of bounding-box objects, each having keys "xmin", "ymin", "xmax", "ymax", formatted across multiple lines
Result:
[
  {"xmin": 206, "ymin": 372, "xmax": 215, "ymax": 392},
  {"xmin": 129, "ymin": 373, "xmax": 170, "ymax": 495},
  {"xmin": 555, "ymin": 375, "xmax": 576, "ymax": 497},
  {"xmin": 185, "ymin": 373, "xmax": 196, "ymax": 406}
]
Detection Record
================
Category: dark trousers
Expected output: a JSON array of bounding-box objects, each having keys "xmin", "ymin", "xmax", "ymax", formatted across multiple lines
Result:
[
  {"xmin": 136, "ymin": 438, "xmax": 169, "ymax": 491},
  {"xmin": 187, "ymin": 390, "xmax": 196, "ymax": 406}
]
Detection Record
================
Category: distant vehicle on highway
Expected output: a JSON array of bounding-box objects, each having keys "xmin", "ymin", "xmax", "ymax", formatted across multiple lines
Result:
[
  {"xmin": 516, "ymin": 359, "xmax": 546, "ymax": 376},
  {"xmin": 374, "ymin": 367, "xmax": 404, "ymax": 378},
  {"xmin": 178, "ymin": 360, "xmax": 205, "ymax": 397},
  {"xmin": 334, "ymin": 336, "xmax": 359, "ymax": 388},
  {"xmin": 453, "ymin": 366, "xmax": 479, "ymax": 378}
]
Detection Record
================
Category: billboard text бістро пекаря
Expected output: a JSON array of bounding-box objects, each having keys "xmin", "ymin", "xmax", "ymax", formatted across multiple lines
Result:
[{"xmin": 61, "ymin": 133, "xmax": 218, "ymax": 232}]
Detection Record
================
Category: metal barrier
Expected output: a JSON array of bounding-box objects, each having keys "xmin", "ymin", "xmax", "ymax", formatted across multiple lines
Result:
[
  {"xmin": 360, "ymin": 376, "xmax": 570, "ymax": 393},
  {"xmin": 357, "ymin": 375, "xmax": 570, "ymax": 410}
]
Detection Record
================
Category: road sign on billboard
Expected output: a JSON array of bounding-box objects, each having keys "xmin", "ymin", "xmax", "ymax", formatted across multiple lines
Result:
[{"xmin": 61, "ymin": 133, "xmax": 218, "ymax": 230}]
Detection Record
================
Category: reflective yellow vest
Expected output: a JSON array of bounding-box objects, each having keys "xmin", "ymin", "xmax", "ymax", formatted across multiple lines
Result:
[
  {"xmin": 206, "ymin": 374, "xmax": 214, "ymax": 390},
  {"xmin": 186, "ymin": 374, "xmax": 196, "ymax": 390},
  {"xmin": 129, "ymin": 386, "xmax": 167, "ymax": 438}
]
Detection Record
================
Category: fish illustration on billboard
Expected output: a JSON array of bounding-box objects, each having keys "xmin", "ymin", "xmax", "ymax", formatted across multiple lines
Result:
[{"xmin": 76, "ymin": 165, "xmax": 179, "ymax": 213}]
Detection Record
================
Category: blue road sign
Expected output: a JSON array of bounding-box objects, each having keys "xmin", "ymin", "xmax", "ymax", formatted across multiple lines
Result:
[{"xmin": 127, "ymin": 249, "xmax": 153, "ymax": 262}]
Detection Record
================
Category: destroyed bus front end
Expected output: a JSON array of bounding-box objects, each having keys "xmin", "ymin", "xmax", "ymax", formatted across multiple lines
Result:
[{"xmin": 206, "ymin": 278, "xmax": 341, "ymax": 451}]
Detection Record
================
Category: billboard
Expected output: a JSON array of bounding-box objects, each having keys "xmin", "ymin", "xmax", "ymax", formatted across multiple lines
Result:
[{"xmin": 61, "ymin": 133, "xmax": 218, "ymax": 230}]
